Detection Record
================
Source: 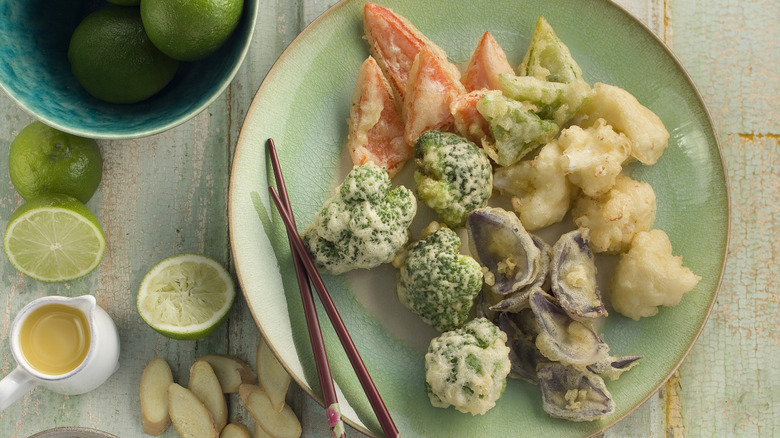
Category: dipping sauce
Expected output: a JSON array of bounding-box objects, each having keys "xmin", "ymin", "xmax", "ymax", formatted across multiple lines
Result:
[{"xmin": 19, "ymin": 303, "xmax": 90, "ymax": 375}]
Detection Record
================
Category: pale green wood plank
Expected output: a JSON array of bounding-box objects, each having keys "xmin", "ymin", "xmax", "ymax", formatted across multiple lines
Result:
[
  {"xmin": 0, "ymin": 108, "xmax": 236, "ymax": 437},
  {"xmin": 0, "ymin": 22, "xmax": 237, "ymax": 438},
  {"xmin": 94, "ymin": 110, "xmax": 234, "ymax": 438},
  {"xmin": 613, "ymin": 0, "xmax": 666, "ymax": 38},
  {"xmin": 677, "ymin": 133, "xmax": 778, "ymax": 437},
  {"xmin": 669, "ymin": 0, "xmax": 779, "ymax": 437},
  {"xmin": 670, "ymin": 0, "xmax": 779, "ymax": 135}
]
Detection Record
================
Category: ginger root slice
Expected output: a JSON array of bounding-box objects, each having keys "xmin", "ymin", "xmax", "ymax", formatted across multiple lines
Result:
[
  {"xmin": 168, "ymin": 383, "xmax": 219, "ymax": 438},
  {"xmin": 140, "ymin": 357, "xmax": 174, "ymax": 436},
  {"xmin": 196, "ymin": 354, "xmax": 257, "ymax": 393},
  {"xmin": 239, "ymin": 384, "xmax": 302, "ymax": 438},
  {"xmin": 189, "ymin": 360, "xmax": 229, "ymax": 432},
  {"xmin": 220, "ymin": 422, "xmax": 252, "ymax": 438},
  {"xmin": 256, "ymin": 337, "xmax": 292, "ymax": 412}
]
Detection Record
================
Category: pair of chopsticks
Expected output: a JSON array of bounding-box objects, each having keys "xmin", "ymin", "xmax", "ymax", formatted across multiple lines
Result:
[{"xmin": 266, "ymin": 139, "xmax": 400, "ymax": 438}]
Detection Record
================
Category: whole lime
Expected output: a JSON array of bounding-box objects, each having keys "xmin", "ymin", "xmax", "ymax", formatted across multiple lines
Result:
[
  {"xmin": 9, "ymin": 121, "xmax": 103, "ymax": 203},
  {"xmin": 68, "ymin": 6, "xmax": 179, "ymax": 104},
  {"xmin": 140, "ymin": 0, "xmax": 244, "ymax": 62}
]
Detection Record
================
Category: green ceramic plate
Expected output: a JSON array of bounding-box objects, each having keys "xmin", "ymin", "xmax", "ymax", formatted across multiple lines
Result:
[{"xmin": 229, "ymin": 0, "xmax": 729, "ymax": 436}]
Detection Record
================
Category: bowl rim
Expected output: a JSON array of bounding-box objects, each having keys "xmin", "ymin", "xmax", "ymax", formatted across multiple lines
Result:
[{"xmin": 0, "ymin": 0, "xmax": 259, "ymax": 140}]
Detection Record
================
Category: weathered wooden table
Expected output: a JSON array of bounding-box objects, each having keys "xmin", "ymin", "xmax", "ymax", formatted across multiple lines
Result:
[{"xmin": 0, "ymin": 0, "xmax": 776, "ymax": 437}]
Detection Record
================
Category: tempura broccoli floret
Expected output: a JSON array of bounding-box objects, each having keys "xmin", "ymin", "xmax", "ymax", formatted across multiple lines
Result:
[
  {"xmin": 414, "ymin": 130, "xmax": 492, "ymax": 227},
  {"xmin": 396, "ymin": 222, "xmax": 483, "ymax": 332},
  {"xmin": 425, "ymin": 317, "xmax": 511, "ymax": 415},
  {"xmin": 301, "ymin": 163, "xmax": 417, "ymax": 275}
]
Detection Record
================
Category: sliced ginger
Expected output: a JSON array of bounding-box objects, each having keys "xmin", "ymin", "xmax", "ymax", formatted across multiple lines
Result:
[{"xmin": 140, "ymin": 357, "xmax": 174, "ymax": 436}]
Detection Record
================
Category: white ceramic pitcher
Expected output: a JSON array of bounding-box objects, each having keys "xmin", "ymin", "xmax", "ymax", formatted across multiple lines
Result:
[{"xmin": 0, "ymin": 295, "xmax": 120, "ymax": 410}]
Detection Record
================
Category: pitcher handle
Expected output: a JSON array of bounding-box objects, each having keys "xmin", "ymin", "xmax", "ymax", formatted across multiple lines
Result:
[{"xmin": 0, "ymin": 366, "xmax": 37, "ymax": 410}]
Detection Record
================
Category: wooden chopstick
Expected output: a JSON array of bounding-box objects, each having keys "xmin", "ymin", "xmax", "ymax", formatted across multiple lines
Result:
[
  {"xmin": 266, "ymin": 139, "xmax": 346, "ymax": 438},
  {"xmin": 265, "ymin": 140, "xmax": 400, "ymax": 438},
  {"xmin": 269, "ymin": 188, "xmax": 400, "ymax": 438}
]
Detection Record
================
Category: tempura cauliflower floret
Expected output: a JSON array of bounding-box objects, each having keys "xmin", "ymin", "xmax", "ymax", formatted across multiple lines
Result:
[
  {"xmin": 610, "ymin": 229, "xmax": 701, "ymax": 320},
  {"xmin": 571, "ymin": 173, "xmax": 656, "ymax": 254},
  {"xmin": 558, "ymin": 119, "xmax": 631, "ymax": 197},
  {"xmin": 425, "ymin": 317, "xmax": 511, "ymax": 415},
  {"xmin": 396, "ymin": 223, "xmax": 483, "ymax": 332},
  {"xmin": 414, "ymin": 130, "xmax": 493, "ymax": 228},
  {"xmin": 302, "ymin": 163, "xmax": 416, "ymax": 275},
  {"xmin": 493, "ymin": 141, "xmax": 577, "ymax": 231},
  {"xmin": 577, "ymin": 83, "xmax": 670, "ymax": 165}
]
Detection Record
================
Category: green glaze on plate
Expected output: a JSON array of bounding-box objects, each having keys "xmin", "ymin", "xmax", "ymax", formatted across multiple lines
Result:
[{"xmin": 229, "ymin": 0, "xmax": 729, "ymax": 436}]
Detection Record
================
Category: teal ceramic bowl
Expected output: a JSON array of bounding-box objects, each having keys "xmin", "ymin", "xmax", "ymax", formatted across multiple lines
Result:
[{"xmin": 0, "ymin": 0, "xmax": 257, "ymax": 139}]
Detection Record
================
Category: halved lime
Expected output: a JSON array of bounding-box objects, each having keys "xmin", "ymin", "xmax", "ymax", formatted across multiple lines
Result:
[
  {"xmin": 3, "ymin": 195, "xmax": 106, "ymax": 282},
  {"xmin": 137, "ymin": 254, "xmax": 235, "ymax": 340}
]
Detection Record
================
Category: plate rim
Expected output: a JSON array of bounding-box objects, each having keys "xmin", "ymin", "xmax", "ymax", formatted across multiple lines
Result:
[
  {"xmin": 28, "ymin": 427, "xmax": 120, "ymax": 438},
  {"xmin": 228, "ymin": 0, "xmax": 731, "ymax": 436}
]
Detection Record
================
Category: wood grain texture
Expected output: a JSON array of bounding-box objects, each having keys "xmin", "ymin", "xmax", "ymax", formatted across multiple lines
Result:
[
  {"xmin": 668, "ymin": 0, "xmax": 779, "ymax": 436},
  {"xmin": 0, "ymin": 0, "xmax": 776, "ymax": 437}
]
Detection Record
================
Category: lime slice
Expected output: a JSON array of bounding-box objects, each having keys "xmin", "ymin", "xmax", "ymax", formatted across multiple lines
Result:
[
  {"xmin": 3, "ymin": 195, "xmax": 105, "ymax": 282},
  {"xmin": 137, "ymin": 254, "xmax": 235, "ymax": 340}
]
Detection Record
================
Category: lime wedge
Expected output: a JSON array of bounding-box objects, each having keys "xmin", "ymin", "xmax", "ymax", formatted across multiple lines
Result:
[
  {"xmin": 137, "ymin": 254, "xmax": 235, "ymax": 340},
  {"xmin": 3, "ymin": 195, "xmax": 105, "ymax": 282}
]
